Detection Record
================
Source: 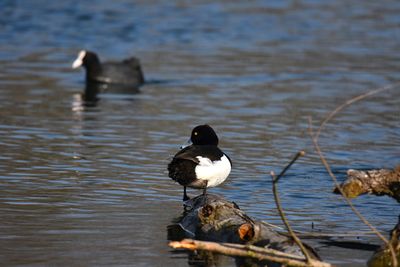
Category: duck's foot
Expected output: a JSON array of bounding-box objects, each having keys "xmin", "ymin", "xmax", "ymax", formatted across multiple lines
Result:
[
  {"xmin": 200, "ymin": 182, "xmax": 209, "ymax": 204},
  {"xmin": 183, "ymin": 201, "xmax": 191, "ymax": 209},
  {"xmin": 183, "ymin": 186, "xmax": 190, "ymax": 201}
]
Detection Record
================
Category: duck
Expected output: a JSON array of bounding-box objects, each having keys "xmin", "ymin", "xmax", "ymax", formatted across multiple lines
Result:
[
  {"xmin": 72, "ymin": 50, "xmax": 145, "ymax": 89},
  {"xmin": 168, "ymin": 125, "xmax": 232, "ymax": 201}
]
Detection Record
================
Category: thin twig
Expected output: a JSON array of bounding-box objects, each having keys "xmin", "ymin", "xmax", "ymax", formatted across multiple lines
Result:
[
  {"xmin": 274, "ymin": 151, "xmax": 306, "ymax": 183},
  {"xmin": 271, "ymin": 151, "xmax": 312, "ymax": 263},
  {"xmin": 309, "ymin": 118, "xmax": 387, "ymax": 242},
  {"xmin": 309, "ymin": 117, "xmax": 398, "ymax": 267},
  {"xmin": 308, "ymin": 84, "xmax": 399, "ymax": 267},
  {"xmin": 315, "ymin": 82, "xmax": 399, "ymax": 141}
]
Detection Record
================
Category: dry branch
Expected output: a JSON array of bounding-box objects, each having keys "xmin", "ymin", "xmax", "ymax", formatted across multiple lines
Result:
[
  {"xmin": 271, "ymin": 151, "xmax": 313, "ymax": 263},
  {"xmin": 308, "ymin": 84, "xmax": 399, "ymax": 267},
  {"xmin": 169, "ymin": 239, "xmax": 334, "ymax": 267}
]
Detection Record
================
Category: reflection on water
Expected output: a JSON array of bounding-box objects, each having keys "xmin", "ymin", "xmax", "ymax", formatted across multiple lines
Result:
[
  {"xmin": 72, "ymin": 82, "xmax": 142, "ymax": 111},
  {"xmin": 1, "ymin": 1, "xmax": 400, "ymax": 266}
]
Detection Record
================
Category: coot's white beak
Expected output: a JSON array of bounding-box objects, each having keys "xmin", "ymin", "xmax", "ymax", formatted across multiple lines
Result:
[{"xmin": 72, "ymin": 50, "xmax": 86, "ymax": 69}]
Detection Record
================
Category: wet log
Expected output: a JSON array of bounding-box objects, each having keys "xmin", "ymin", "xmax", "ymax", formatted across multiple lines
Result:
[
  {"xmin": 368, "ymin": 216, "xmax": 400, "ymax": 267},
  {"xmin": 170, "ymin": 194, "xmax": 328, "ymax": 266},
  {"xmin": 334, "ymin": 165, "xmax": 400, "ymax": 202}
]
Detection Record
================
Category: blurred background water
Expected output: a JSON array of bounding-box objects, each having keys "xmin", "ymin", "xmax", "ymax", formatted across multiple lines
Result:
[{"xmin": 0, "ymin": 0, "xmax": 399, "ymax": 266}]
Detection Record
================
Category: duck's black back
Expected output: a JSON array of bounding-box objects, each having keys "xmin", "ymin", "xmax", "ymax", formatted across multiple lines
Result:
[{"xmin": 173, "ymin": 145, "xmax": 224, "ymax": 162}]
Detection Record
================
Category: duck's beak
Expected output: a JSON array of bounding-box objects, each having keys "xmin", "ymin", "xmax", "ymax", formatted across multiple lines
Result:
[{"xmin": 180, "ymin": 138, "xmax": 192, "ymax": 149}]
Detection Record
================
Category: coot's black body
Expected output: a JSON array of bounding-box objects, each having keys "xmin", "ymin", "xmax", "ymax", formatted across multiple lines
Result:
[{"xmin": 72, "ymin": 50, "xmax": 145, "ymax": 89}]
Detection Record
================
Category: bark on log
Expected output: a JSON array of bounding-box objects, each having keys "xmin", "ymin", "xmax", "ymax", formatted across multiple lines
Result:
[
  {"xmin": 172, "ymin": 194, "xmax": 321, "ymax": 265},
  {"xmin": 334, "ymin": 165, "xmax": 400, "ymax": 202}
]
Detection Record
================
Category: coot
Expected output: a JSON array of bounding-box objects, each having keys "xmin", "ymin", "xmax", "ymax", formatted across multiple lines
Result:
[{"xmin": 72, "ymin": 50, "xmax": 145, "ymax": 88}]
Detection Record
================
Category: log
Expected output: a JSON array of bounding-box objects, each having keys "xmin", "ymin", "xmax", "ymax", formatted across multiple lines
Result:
[
  {"xmin": 368, "ymin": 216, "xmax": 400, "ymax": 267},
  {"xmin": 334, "ymin": 165, "xmax": 400, "ymax": 202},
  {"xmin": 170, "ymin": 194, "xmax": 325, "ymax": 266}
]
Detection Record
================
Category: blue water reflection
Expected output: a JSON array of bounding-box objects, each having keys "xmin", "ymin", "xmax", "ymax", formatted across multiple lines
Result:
[{"xmin": 0, "ymin": 1, "xmax": 399, "ymax": 266}]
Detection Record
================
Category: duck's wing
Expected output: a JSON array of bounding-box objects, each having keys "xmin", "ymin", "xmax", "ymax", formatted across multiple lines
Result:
[
  {"xmin": 173, "ymin": 145, "xmax": 223, "ymax": 162},
  {"xmin": 172, "ymin": 146, "xmax": 200, "ymax": 163}
]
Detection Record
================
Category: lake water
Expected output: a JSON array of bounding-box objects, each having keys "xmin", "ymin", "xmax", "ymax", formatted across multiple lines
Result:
[{"xmin": 1, "ymin": 1, "xmax": 399, "ymax": 266}]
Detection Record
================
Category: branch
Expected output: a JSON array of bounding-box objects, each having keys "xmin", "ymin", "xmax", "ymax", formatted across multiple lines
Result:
[
  {"xmin": 169, "ymin": 239, "xmax": 334, "ymax": 267},
  {"xmin": 308, "ymin": 119, "xmax": 395, "ymax": 257},
  {"xmin": 308, "ymin": 84, "xmax": 399, "ymax": 267},
  {"xmin": 271, "ymin": 151, "xmax": 313, "ymax": 263},
  {"xmin": 314, "ymin": 82, "xmax": 399, "ymax": 142}
]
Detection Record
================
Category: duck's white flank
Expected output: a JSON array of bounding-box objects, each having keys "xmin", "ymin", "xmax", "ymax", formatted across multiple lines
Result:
[
  {"xmin": 195, "ymin": 155, "xmax": 231, "ymax": 187},
  {"xmin": 72, "ymin": 50, "xmax": 86, "ymax": 69}
]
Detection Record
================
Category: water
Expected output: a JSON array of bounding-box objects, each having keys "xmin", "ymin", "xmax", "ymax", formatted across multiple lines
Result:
[{"xmin": 1, "ymin": 1, "xmax": 399, "ymax": 266}]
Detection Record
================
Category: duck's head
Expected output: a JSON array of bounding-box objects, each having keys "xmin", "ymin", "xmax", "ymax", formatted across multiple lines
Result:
[{"xmin": 190, "ymin": 124, "xmax": 219, "ymax": 146}]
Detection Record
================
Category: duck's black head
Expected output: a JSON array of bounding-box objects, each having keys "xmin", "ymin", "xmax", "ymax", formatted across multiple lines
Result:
[
  {"xmin": 190, "ymin": 125, "xmax": 219, "ymax": 146},
  {"xmin": 72, "ymin": 50, "xmax": 100, "ymax": 69}
]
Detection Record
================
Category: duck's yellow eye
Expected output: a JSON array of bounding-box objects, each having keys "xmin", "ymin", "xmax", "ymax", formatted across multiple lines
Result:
[{"xmin": 194, "ymin": 132, "xmax": 198, "ymax": 135}]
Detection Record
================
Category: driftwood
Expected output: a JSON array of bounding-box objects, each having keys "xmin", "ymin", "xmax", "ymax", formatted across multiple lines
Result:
[
  {"xmin": 334, "ymin": 165, "xmax": 400, "ymax": 202},
  {"xmin": 169, "ymin": 194, "xmax": 332, "ymax": 266},
  {"xmin": 332, "ymin": 165, "xmax": 400, "ymax": 267}
]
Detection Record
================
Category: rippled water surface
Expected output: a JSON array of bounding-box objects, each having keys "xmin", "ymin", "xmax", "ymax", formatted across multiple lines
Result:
[{"xmin": 1, "ymin": 1, "xmax": 400, "ymax": 266}]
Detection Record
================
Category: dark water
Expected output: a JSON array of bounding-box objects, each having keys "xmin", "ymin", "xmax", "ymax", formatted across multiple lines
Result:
[{"xmin": 1, "ymin": 1, "xmax": 399, "ymax": 266}]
